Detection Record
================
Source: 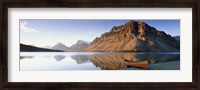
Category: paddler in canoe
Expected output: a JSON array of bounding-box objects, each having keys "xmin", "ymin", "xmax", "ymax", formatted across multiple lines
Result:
[{"xmin": 124, "ymin": 59, "xmax": 149, "ymax": 70}]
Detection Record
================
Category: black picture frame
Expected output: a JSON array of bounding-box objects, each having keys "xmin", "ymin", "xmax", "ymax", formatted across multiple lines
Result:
[{"xmin": 1, "ymin": 0, "xmax": 199, "ymax": 89}]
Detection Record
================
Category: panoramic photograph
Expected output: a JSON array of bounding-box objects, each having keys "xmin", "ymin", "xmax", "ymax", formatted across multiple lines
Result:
[{"xmin": 20, "ymin": 20, "xmax": 180, "ymax": 70}]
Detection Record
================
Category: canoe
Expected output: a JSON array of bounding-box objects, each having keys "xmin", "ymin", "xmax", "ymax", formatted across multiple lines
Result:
[
  {"xmin": 124, "ymin": 59, "xmax": 137, "ymax": 63},
  {"xmin": 125, "ymin": 60, "xmax": 149, "ymax": 69}
]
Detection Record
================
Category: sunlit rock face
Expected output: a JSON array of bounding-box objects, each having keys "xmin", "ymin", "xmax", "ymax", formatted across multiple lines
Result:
[{"xmin": 84, "ymin": 20, "xmax": 180, "ymax": 52}]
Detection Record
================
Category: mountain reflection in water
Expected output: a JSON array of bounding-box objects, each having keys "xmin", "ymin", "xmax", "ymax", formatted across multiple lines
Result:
[
  {"xmin": 20, "ymin": 52, "xmax": 180, "ymax": 70},
  {"xmin": 54, "ymin": 55, "xmax": 66, "ymax": 61},
  {"xmin": 70, "ymin": 53, "xmax": 180, "ymax": 70}
]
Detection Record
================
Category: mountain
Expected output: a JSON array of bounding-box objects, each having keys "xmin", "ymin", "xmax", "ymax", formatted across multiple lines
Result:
[
  {"xmin": 82, "ymin": 41, "xmax": 90, "ymax": 44},
  {"xmin": 173, "ymin": 36, "xmax": 180, "ymax": 42},
  {"xmin": 50, "ymin": 41, "xmax": 89, "ymax": 52},
  {"xmin": 84, "ymin": 20, "xmax": 180, "ymax": 52},
  {"xmin": 173, "ymin": 36, "xmax": 180, "ymax": 47},
  {"xmin": 20, "ymin": 43, "xmax": 62, "ymax": 52},
  {"xmin": 69, "ymin": 40, "xmax": 89, "ymax": 51},
  {"xmin": 52, "ymin": 42, "xmax": 68, "ymax": 51}
]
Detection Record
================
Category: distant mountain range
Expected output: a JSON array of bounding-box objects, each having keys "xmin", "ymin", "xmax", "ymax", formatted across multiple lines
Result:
[
  {"xmin": 52, "ymin": 42, "xmax": 69, "ymax": 51},
  {"xmin": 20, "ymin": 40, "xmax": 89, "ymax": 52},
  {"xmin": 21, "ymin": 20, "xmax": 180, "ymax": 52},
  {"xmin": 69, "ymin": 40, "xmax": 89, "ymax": 51},
  {"xmin": 20, "ymin": 44, "xmax": 62, "ymax": 52},
  {"xmin": 49, "ymin": 40, "xmax": 89, "ymax": 52}
]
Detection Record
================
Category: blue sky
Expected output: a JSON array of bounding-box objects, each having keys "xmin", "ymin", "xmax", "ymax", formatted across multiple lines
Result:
[{"xmin": 20, "ymin": 20, "xmax": 180, "ymax": 47}]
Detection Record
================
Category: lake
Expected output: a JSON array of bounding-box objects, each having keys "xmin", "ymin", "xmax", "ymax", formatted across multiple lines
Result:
[{"xmin": 20, "ymin": 52, "xmax": 180, "ymax": 70}]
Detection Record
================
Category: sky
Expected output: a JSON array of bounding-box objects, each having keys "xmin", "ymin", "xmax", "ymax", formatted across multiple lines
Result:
[{"xmin": 20, "ymin": 20, "xmax": 180, "ymax": 47}]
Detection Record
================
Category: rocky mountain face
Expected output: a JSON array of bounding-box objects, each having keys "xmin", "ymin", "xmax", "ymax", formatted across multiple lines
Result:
[
  {"xmin": 52, "ymin": 42, "xmax": 69, "ymax": 51},
  {"xmin": 84, "ymin": 20, "xmax": 180, "ymax": 52},
  {"xmin": 69, "ymin": 40, "xmax": 89, "ymax": 51},
  {"xmin": 173, "ymin": 36, "xmax": 180, "ymax": 47},
  {"xmin": 173, "ymin": 36, "xmax": 180, "ymax": 42}
]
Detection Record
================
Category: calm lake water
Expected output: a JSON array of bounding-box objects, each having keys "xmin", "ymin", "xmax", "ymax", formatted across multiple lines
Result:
[{"xmin": 20, "ymin": 52, "xmax": 180, "ymax": 70}]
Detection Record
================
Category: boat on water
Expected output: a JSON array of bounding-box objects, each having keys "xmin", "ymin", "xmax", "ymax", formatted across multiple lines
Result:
[{"xmin": 124, "ymin": 59, "xmax": 149, "ymax": 69}]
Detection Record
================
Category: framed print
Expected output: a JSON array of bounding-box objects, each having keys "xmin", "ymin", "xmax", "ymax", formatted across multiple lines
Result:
[{"xmin": 1, "ymin": 0, "xmax": 199, "ymax": 89}]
